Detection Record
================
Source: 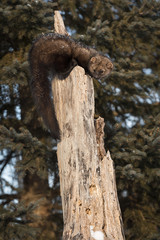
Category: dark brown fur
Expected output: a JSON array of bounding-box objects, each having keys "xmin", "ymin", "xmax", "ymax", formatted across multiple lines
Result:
[{"xmin": 29, "ymin": 33, "xmax": 113, "ymax": 139}]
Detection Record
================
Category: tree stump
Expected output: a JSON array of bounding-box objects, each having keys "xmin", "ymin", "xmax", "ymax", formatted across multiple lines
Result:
[{"xmin": 52, "ymin": 11, "xmax": 125, "ymax": 240}]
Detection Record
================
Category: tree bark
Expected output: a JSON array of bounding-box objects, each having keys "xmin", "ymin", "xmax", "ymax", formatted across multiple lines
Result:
[{"xmin": 52, "ymin": 11, "xmax": 125, "ymax": 240}]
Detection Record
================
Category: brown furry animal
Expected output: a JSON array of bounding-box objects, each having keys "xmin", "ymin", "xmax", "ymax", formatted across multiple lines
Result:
[{"xmin": 29, "ymin": 33, "xmax": 113, "ymax": 139}]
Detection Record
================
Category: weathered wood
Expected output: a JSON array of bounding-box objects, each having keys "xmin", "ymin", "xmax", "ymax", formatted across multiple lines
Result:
[{"xmin": 52, "ymin": 11, "xmax": 125, "ymax": 240}]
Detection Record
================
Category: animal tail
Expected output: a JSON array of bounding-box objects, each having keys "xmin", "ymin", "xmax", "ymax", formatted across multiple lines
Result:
[{"xmin": 29, "ymin": 59, "xmax": 60, "ymax": 140}]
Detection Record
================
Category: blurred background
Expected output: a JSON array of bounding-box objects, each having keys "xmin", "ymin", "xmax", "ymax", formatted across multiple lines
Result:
[{"xmin": 0, "ymin": 0, "xmax": 160, "ymax": 239}]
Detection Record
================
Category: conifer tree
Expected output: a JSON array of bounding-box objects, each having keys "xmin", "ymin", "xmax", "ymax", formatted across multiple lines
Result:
[
  {"xmin": 0, "ymin": 0, "xmax": 160, "ymax": 239},
  {"xmin": 0, "ymin": 1, "xmax": 62, "ymax": 239}
]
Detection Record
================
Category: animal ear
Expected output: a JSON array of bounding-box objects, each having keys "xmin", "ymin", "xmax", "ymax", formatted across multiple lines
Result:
[
  {"xmin": 90, "ymin": 56, "xmax": 97, "ymax": 64},
  {"xmin": 107, "ymin": 62, "xmax": 114, "ymax": 70}
]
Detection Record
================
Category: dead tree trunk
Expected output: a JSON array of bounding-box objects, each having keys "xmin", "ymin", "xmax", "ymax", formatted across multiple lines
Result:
[{"xmin": 52, "ymin": 11, "xmax": 125, "ymax": 240}]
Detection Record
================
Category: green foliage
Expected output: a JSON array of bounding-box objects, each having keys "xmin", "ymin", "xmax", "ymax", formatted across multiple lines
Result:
[
  {"xmin": 0, "ymin": 126, "xmax": 55, "ymax": 176},
  {"xmin": 0, "ymin": 2, "xmax": 61, "ymax": 239},
  {"xmin": 0, "ymin": 201, "xmax": 41, "ymax": 240},
  {"xmin": 114, "ymin": 115, "xmax": 160, "ymax": 239},
  {"xmin": 0, "ymin": 0, "xmax": 160, "ymax": 239}
]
